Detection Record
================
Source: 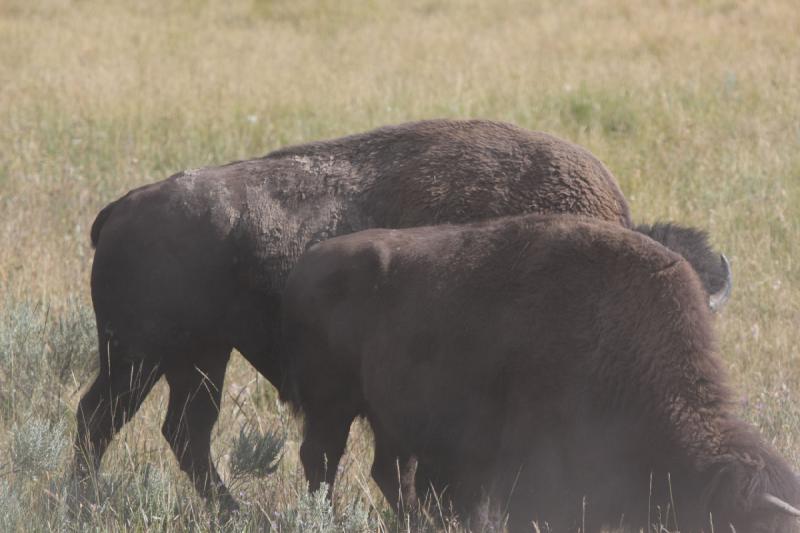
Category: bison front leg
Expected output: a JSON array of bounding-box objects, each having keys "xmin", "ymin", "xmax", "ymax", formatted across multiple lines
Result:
[
  {"xmin": 370, "ymin": 421, "xmax": 420, "ymax": 515},
  {"xmin": 161, "ymin": 346, "xmax": 237, "ymax": 513},
  {"xmin": 299, "ymin": 407, "xmax": 357, "ymax": 497}
]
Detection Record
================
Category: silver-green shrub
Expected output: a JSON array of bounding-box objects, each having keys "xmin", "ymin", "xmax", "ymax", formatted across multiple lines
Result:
[
  {"xmin": 0, "ymin": 298, "xmax": 96, "ymax": 421},
  {"xmin": 0, "ymin": 481, "xmax": 21, "ymax": 532},
  {"xmin": 276, "ymin": 485, "xmax": 338, "ymax": 533},
  {"xmin": 11, "ymin": 416, "xmax": 67, "ymax": 478},
  {"xmin": 276, "ymin": 485, "xmax": 378, "ymax": 533}
]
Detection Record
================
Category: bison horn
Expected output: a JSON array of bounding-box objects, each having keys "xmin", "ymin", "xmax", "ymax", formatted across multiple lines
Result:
[
  {"xmin": 708, "ymin": 254, "xmax": 732, "ymax": 312},
  {"xmin": 761, "ymin": 493, "xmax": 800, "ymax": 517}
]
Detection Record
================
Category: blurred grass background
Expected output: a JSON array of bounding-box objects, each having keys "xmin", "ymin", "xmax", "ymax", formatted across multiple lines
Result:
[{"xmin": 0, "ymin": 0, "xmax": 798, "ymax": 530}]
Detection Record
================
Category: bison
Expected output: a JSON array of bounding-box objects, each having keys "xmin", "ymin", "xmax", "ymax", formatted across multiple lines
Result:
[
  {"xmin": 75, "ymin": 119, "xmax": 729, "ymax": 510},
  {"xmin": 281, "ymin": 214, "xmax": 797, "ymax": 532}
]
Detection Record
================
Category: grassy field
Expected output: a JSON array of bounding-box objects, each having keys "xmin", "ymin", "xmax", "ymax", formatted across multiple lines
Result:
[{"xmin": 1, "ymin": 0, "xmax": 799, "ymax": 530}]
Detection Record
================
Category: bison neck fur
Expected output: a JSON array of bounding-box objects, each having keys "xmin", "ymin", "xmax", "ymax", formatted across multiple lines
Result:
[{"xmin": 281, "ymin": 214, "xmax": 799, "ymax": 533}]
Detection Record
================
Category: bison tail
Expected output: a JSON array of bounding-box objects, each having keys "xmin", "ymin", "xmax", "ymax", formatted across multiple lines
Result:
[{"xmin": 90, "ymin": 199, "xmax": 120, "ymax": 248}]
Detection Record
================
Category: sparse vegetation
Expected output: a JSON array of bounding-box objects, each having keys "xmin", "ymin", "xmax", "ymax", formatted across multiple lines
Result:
[
  {"xmin": 1, "ymin": 0, "xmax": 798, "ymax": 530},
  {"xmin": 276, "ymin": 484, "xmax": 378, "ymax": 533},
  {"xmin": 10, "ymin": 416, "xmax": 67, "ymax": 477},
  {"xmin": 230, "ymin": 421, "xmax": 285, "ymax": 481}
]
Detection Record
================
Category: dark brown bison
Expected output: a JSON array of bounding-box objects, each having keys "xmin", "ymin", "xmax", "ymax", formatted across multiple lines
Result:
[
  {"xmin": 281, "ymin": 214, "xmax": 797, "ymax": 532},
  {"xmin": 75, "ymin": 119, "xmax": 728, "ymax": 510}
]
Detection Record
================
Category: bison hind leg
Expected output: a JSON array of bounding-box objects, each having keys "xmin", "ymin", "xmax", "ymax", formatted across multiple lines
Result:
[
  {"xmin": 72, "ymin": 327, "xmax": 164, "ymax": 498},
  {"xmin": 161, "ymin": 345, "xmax": 237, "ymax": 513}
]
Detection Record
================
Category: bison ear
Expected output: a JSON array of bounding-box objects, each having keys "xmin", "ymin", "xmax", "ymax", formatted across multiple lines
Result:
[
  {"xmin": 708, "ymin": 254, "xmax": 732, "ymax": 312},
  {"xmin": 760, "ymin": 493, "xmax": 800, "ymax": 517}
]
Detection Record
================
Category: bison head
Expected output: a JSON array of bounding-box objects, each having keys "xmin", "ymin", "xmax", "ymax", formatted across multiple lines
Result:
[
  {"xmin": 703, "ymin": 450, "xmax": 800, "ymax": 533},
  {"xmin": 635, "ymin": 222, "xmax": 733, "ymax": 312}
]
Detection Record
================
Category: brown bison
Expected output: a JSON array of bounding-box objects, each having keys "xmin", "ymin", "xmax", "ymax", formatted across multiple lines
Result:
[
  {"xmin": 75, "ymin": 119, "xmax": 728, "ymax": 510},
  {"xmin": 281, "ymin": 214, "xmax": 797, "ymax": 532}
]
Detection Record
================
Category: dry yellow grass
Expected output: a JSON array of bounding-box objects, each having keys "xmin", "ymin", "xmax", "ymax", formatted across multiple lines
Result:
[{"xmin": 1, "ymin": 0, "xmax": 799, "ymax": 530}]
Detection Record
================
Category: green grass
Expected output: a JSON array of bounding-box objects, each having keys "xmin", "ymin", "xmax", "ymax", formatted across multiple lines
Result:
[{"xmin": 1, "ymin": 0, "xmax": 799, "ymax": 530}]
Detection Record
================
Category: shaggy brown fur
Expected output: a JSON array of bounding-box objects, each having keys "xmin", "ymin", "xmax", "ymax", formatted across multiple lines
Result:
[
  {"xmin": 76, "ymin": 119, "xmax": 727, "ymax": 510},
  {"xmin": 281, "ymin": 214, "xmax": 799, "ymax": 533},
  {"xmin": 635, "ymin": 222, "xmax": 731, "ymax": 303},
  {"xmin": 75, "ymin": 119, "xmax": 635, "ymax": 509}
]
